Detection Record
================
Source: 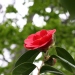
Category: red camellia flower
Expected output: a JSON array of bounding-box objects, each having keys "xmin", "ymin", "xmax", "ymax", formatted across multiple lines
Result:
[{"xmin": 24, "ymin": 29, "xmax": 56, "ymax": 51}]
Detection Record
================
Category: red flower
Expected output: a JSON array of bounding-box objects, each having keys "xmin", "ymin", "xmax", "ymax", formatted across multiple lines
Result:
[{"xmin": 24, "ymin": 29, "xmax": 56, "ymax": 51}]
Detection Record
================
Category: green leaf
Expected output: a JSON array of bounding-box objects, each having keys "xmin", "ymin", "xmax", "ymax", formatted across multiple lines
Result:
[
  {"xmin": 15, "ymin": 50, "xmax": 40, "ymax": 67},
  {"xmin": 40, "ymin": 65, "xmax": 65, "ymax": 75},
  {"xmin": 56, "ymin": 47, "xmax": 75, "ymax": 65},
  {"xmin": 59, "ymin": 0, "xmax": 75, "ymax": 18},
  {"xmin": 58, "ymin": 58, "xmax": 73, "ymax": 72},
  {"xmin": 55, "ymin": 47, "xmax": 75, "ymax": 73},
  {"xmin": 12, "ymin": 62, "xmax": 36, "ymax": 75},
  {"xmin": 51, "ymin": 55, "xmax": 75, "ymax": 73},
  {"xmin": 6, "ymin": 5, "xmax": 17, "ymax": 13}
]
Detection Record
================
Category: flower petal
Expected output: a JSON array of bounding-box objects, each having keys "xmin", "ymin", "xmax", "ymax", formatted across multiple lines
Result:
[
  {"xmin": 40, "ymin": 29, "xmax": 47, "ymax": 37},
  {"xmin": 24, "ymin": 34, "xmax": 34, "ymax": 44},
  {"xmin": 33, "ymin": 34, "xmax": 41, "ymax": 41},
  {"xmin": 47, "ymin": 29, "xmax": 56, "ymax": 34}
]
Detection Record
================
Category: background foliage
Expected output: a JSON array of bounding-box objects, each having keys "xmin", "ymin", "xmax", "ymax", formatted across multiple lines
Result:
[{"xmin": 0, "ymin": 0, "xmax": 75, "ymax": 75}]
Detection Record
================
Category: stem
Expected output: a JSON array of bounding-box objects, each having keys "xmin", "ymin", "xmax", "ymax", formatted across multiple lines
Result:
[{"xmin": 37, "ymin": 52, "xmax": 48, "ymax": 75}]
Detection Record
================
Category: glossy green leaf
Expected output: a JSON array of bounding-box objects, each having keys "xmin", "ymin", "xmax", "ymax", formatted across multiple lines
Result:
[
  {"xmin": 56, "ymin": 47, "xmax": 75, "ymax": 65},
  {"xmin": 58, "ymin": 59, "xmax": 73, "ymax": 72},
  {"xmin": 15, "ymin": 50, "xmax": 40, "ymax": 67},
  {"xmin": 12, "ymin": 62, "xmax": 36, "ymax": 75},
  {"xmin": 55, "ymin": 47, "xmax": 75, "ymax": 73},
  {"xmin": 51, "ymin": 55, "xmax": 75, "ymax": 73},
  {"xmin": 40, "ymin": 65, "xmax": 65, "ymax": 75}
]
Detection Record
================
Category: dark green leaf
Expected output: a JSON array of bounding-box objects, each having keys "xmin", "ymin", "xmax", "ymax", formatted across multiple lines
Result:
[
  {"xmin": 56, "ymin": 47, "xmax": 75, "ymax": 65},
  {"xmin": 40, "ymin": 65, "xmax": 65, "ymax": 75},
  {"xmin": 12, "ymin": 62, "xmax": 36, "ymax": 75},
  {"xmin": 58, "ymin": 59, "xmax": 73, "ymax": 72},
  {"xmin": 55, "ymin": 47, "xmax": 75, "ymax": 73},
  {"xmin": 51, "ymin": 55, "xmax": 75, "ymax": 73},
  {"xmin": 15, "ymin": 50, "xmax": 40, "ymax": 67}
]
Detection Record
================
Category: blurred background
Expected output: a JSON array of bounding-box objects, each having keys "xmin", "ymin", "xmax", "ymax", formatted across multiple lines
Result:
[{"xmin": 0, "ymin": 0, "xmax": 75, "ymax": 75}]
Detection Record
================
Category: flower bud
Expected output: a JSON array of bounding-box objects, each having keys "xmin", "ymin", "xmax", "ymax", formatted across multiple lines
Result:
[{"xmin": 44, "ymin": 56, "xmax": 57, "ymax": 66}]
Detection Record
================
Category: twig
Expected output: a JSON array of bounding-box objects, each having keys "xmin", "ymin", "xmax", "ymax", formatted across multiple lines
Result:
[{"xmin": 37, "ymin": 51, "xmax": 48, "ymax": 75}]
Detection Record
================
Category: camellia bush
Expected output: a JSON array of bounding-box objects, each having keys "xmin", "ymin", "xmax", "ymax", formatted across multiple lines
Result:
[{"xmin": 12, "ymin": 29, "xmax": 75, "ymax": 75}]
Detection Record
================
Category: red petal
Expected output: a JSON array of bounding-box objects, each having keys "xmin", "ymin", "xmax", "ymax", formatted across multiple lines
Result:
[
  {"xmin": 32, "ymin": 34, "xmax": 52, "ymax": 47},
  {"xmin": 33, "ymin": 34, "xmax": 41, "ymax": 41},
  {"xmin": 38, "ymin": 34, "xmax": 52, "ymax": 47},
  {"xmin": 24, "ymin": 34, "xmax": 34, "ymax": 44},
  {"xmin": 47, "ymin": 29, "xmax": 56, "ymax": 34},
  {"xmin": 40, "ymin": 29, "xmax": 47, "ymax": 37},
  {"xmin": 32, "ymin": 39, "xmax": 40, "ymax": 45},
  {"xmin": 24, "ymin": 44, "xmax": 36, "ymax": 50}
]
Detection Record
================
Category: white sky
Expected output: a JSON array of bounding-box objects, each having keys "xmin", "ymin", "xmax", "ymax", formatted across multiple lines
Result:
[{"xmin": 0, "ymin": 0, "xmax": 69, "ymax": 75}]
